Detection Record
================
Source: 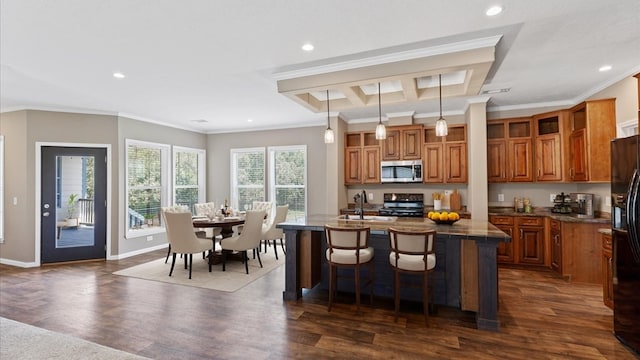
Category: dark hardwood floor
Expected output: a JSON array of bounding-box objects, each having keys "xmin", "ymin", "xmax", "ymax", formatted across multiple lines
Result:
[{"xmin": 0, "ymin": 249, "xmax": 637, "ymax": 359}]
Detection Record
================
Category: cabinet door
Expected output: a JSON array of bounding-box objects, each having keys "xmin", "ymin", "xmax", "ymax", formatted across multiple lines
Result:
[
  {"xmin": 535, "ymin": 134, "xmax": 563, "ymax": 181},
  {"xmin": 569, "ymin": 129, "xmax": 588, "ymax": 181},
  {"xmin": 362, "ymin": 147, "xmax": 380, "ymax": 184},
  {"xmin": 551, "ymin": 230, "xmax": 562, "ymax": 272},
  {"xmin": 344, "ymin": 148, "xmax": 361, "ymax": 184},
  {"xmin": 519, "ymin": 227, "xmax": 545, "ymax": 265},
  {"xmin": 602, "ymin": 234, "xmax": 613, "ymax": 309},
  {"xmin": 487, "ymin": 140, "xmax": 507, "ymax": 183},
  {"xmin": 496, "ymin": 226, "xmax": 515, "ymax": 263},
  {"xmin": 381, "ymin": 129, "xmax": 401, "ymax": 161},
  {"xmin": 508, "ymin": 138, "xmax": 533, "ymax": 182},
  {"xmin": 423, "ymin": 144, "xmax": 443, "ymax": 183},
  {"xmin": 402, "ymin": 128, "xmax": 422, "ymax": 160},
  {"xmin": 445, "ymin": 143, "xmax": 467, "ymax": 183}
]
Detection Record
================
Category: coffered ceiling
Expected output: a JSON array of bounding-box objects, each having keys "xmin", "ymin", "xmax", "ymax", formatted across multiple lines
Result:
[{"xmin": 1, "ymin": 1, "xmax": 639, "ymax": 133}]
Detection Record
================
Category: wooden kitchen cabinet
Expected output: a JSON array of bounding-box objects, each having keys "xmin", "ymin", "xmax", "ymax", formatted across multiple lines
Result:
[
  {"xmin": 550, "ymin": 219, "xmax": 562, "ymax": 272},
  {"xmin": 424, "ymin": 124, "xmax": 467, "ymax": 183},
  {"xmin": 517, "ymin": 217, "xmax": 545, "ymax": 265},
  {"xmin": 344, "ymin": 131, "xmax": 380, "ymax": 184},
  {"xmin": 381, "ymin": 125, "xmax": 422, "ymax": 161},
  {"xmin": 555, "ymin": 221, "xmax": 604, "ymax": 283},
  {"xmin": 487, "ymin": 118, "xmax": 533, "ymax": 182},
  {"xmin": 602, "ymin": 232, "xmax": 613, "ymax": 309},
  {"xmin": 490, "ymin": 215, "xmax": 515, "ymax": 263},
  {"xmin": 533, "ymin": 111, "xmax": 568, "ymax": 182},
  {"xmin": 490, "ymin": 215, "xmax": 545, "ymax": 266},
  {"xmin": 568, "ymin": 99, "xmax": 616, "ymax": 182}
]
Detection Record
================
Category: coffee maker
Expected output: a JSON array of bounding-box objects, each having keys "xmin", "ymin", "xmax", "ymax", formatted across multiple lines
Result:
[{"xmin": 570, "ymin": 193, "xmax": 594, "ymax": 218}]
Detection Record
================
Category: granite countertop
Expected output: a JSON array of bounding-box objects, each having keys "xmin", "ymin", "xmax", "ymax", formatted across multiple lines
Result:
[
  {"xmin": 277, "ymin": 214, "xmax": 511, "ymax": 242},
  {"xmin": 488, "ymin": 207, "xmax": 611, "ymax": 224}
]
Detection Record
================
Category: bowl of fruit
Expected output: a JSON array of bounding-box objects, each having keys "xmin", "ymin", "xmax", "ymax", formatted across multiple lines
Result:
[{"xmin": 427, "ymin": 211, "xmax": 461, "ymax": 225}]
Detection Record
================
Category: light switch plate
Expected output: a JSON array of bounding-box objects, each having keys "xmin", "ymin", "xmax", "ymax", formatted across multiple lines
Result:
[
  {"xmin": 550, "ymin": 193, "xmax": 557, "ymax": 202},
  {"xmin": 498, "ymin": 193, "xmax": 504, "ymax": 202},
  {"xmin": 368, "ymin": 192, "xmax": 373, "ymax": 201}
]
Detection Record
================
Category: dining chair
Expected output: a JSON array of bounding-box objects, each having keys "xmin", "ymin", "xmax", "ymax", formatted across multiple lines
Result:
[
  {"xmin": 220, "ymin": 209, "xmax": 266, "ymax": 274},
  {"xmin": 193, "ymin": 201, "xmax": 223, "ymax": 242},
  {"xmin": 161, "ymin": 205, "xmax": 191, "ymax": 264},
  {"xmin": 164, "ymin": 211, "xmax": 213, "ymax": 279},
  {"xmin": 237, "ymin": 200, "xmax": 272, "ymax": 236},
  {"xmin": 260, "ymin": 205, "xmax": 289, "ymax": 259},
  {"xmin": 324, "ymin": 224, "xmax": 374, "ymax": 314},
  {"xmin": 388, "ymin": 227, "xmax": 436, "ymax": 326}
]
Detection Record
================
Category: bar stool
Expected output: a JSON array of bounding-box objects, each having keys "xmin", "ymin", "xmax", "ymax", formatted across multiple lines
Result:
[
  {"xmin": 388, "ymin": 227, "xmax": 436, "ymax": 326},
  {"xmin": 324, "ymin": 225, "xmax": 375, "ymax": 313}
]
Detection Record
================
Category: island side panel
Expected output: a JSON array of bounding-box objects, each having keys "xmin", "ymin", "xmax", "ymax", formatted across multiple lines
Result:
[
  {"xmin": 475, "ymin": 239, "xmax": 500, "ymax": 331},
  {"xmin": 283, "ymin": 228, "xmax": 301, "ymax": 301}
]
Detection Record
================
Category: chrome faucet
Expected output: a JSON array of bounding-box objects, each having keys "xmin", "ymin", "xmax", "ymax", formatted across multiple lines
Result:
[{"xmin": 355, "ymin": 189, "xmax": 367, "ymax": 219}]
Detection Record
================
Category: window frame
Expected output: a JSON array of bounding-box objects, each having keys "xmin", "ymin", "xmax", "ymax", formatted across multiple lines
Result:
[
  {"xmin": 172, "ymin": 146, "xmax": 206, "ymax": 211},
  {"xmin": 268, "ymin": 145, "xmax": 307, "ymax": 221},
  {"xmin": 0, "ymin": 135, "xmax": 3, "ymax": 243},
  {"xmin": 125, "ymin": 139, "xmax": 170, "ymax": 238},
  {"xmin": 230, "ymin": 147, "xmax": 266, "ymax": 210}
]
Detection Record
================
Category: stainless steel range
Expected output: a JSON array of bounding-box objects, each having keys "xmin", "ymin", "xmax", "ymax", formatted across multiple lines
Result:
[{"xmin": 379, "ymin": 193, "xmax": 424, "ymax": 217}]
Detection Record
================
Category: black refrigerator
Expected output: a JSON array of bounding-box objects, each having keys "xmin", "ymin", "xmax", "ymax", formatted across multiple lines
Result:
[{"xmin": 611, "ymin": 134, "xmax": 640, "ymax": 355}]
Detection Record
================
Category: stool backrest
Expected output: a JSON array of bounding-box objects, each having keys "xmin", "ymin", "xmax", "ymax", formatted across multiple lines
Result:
[
  {"xmin": 325, "ymin": 225, "xmax": 370, "ymax": 250},
  {"xmin": 388, "ymin": 228, "xmax": 435, "ymax": 256}
]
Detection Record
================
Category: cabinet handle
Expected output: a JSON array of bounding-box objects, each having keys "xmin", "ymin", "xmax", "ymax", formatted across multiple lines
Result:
[
  {"xmin": 538, "ymin": 168, "xmax": 541, "ymax": 178},
  {"xmin": 570, "ymin": 168, "xmax": 574, "ymax": 179},
  {"xmin": 520, "ymin": 229, "xmax": 524, "ymax": 238}
]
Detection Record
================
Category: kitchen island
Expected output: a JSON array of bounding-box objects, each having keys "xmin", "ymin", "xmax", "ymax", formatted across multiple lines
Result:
[{"xmin": 277, "ymin": 215, "xmax": 511, "ymax": 331}]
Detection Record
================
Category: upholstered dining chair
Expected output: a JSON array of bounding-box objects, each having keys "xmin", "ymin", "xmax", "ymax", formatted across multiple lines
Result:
[
  {"xmin": 161, "ymin": 205, "xmax": 191, "ymax": 264},
  {"xmin": 164, "ymin": 211, "xmax": 213, "ymax": 279},
  {"xmin": 237, "ymin": 200, "xmax": 272, "ymax": 235},
  {"xmin": 193, "ymin": 201, "xmax": 223, "ymax": 242},
  {"xmin": 324, "ymin": 225, "xmax": 375, "ymax": 314},
  {"xmin": 220, "ymin": 209, "xmax": 266, "ymax": 274},
  {"xmin": 260, "ymin": 205, "xmax": 289, "ymax": 259},
  {"xmin": 388, "ymin": 227, "xmax": 436, "ymax": 326}
]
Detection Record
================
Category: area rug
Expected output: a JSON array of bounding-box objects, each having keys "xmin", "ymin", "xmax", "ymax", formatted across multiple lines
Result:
[
  {"xmin": 113, "ymin": 249, "xmax": 283, "ymax": 292},
  {"xmin": 0, "ymin": 317, "xmax": 148, "ymax": 360}
]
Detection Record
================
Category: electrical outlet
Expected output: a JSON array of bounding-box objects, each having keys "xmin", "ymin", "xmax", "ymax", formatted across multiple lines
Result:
[
  {"xmin": 550, "ymin": 193, "xmax": 557, "ymax": 202},
  {"xmin": 368, "ymin": 192, "xmax": 373, "ymax": 201},
  {"xmin": 498, "ymin": 193, "xmax": 504, "ymax": 202},
  {"xmin": 605, "ymin": 196, "xmax": 611, "ymax": 207},
  {"xmin": 146, "ymin": 236, "xmax": 153, "ymax": 242}
]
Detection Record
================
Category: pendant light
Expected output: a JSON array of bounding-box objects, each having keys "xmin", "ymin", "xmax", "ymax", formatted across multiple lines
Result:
[
  {"xmin": 324, "ymin": 89, "xmax": 335, "ymax": 144},
  {"xmin": 435, "ymin": 74, "xmax": 448, "ymax": 137},
  {"xmin": 375, "ymin": 82, "xmax": 387, "ymax": 140}
]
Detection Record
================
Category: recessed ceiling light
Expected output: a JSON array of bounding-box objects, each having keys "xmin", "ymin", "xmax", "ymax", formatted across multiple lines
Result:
[
  {"xmin": 482, "ymin": 88, "xmax": 511, "ymax": 94},
  {"xmin": 113, "ymin": 72, "xmax": 125, "ymax": 79},
  {"xmin": 486, "ymin": 5, "xmax": 503, "ymax": 16},
  {"xmin": 301, "ymin": 43, "xmax": 314, "ymax": 52},
  {"xmin": 599, "ymin": 65, "xmax": 612, "ymax": 72},
  {"xmin": 247, "ymin": 118, "xmax": 253, "ymax": 123}
]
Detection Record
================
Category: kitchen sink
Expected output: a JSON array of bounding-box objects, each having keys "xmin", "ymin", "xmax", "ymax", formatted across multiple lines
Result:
[{"xmin": 337, "ymin": 215, "xmax": 397, "ymax": 222}]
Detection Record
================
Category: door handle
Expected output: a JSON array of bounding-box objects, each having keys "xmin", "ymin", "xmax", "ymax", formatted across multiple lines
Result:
[{"xmin": 43, "ymin": 212, "xmax": 50, "ymax": 217}]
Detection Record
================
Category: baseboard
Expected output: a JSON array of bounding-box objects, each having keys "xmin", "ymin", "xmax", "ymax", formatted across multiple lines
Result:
[
  {"xmin": 0, "ymin": 258, "xmax": 39, "ymax": 268},
  {"xmin": 108, "ymin": 243, "xmax": 168, "ymax": 260}
]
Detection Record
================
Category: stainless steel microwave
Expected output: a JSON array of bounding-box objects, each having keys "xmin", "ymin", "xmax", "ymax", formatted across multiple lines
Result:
[{"xmin": 380, "ymin": 160, "xmax": 423, "ymax": 183}]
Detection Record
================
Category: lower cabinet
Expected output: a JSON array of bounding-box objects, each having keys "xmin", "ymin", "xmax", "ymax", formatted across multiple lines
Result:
[
  {"xmin": 602, "ymin": 232, "xmax": 613, "ymax": 309},
  {"xmin": 550, "ymin": 219, "xmax": 562, "ymax": 272},
  {"xmin": 490, "ymin": 215, "xmax": 544, "ymax": 266}
]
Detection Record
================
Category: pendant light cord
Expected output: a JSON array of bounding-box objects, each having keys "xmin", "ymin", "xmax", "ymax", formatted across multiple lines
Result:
[
  {"xmin": 326, "ymin": 89, "xmax": 330, "ymax": 129},
  {"xmin": 378, "ymin": 83, "xmax": 382, "ymax": 124},
  {"xmin": 439, "ymin": 74, "xmax": 443, "ymax": 119}
]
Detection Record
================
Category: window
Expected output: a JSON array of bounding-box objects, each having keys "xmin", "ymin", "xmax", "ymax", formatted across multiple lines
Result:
[
  {"xmin": 269, "ymin": 146, "xmax": 307, "ymax": 221},
  {"xmin": 126, "ymin": 139, "xmax": 169, "ymax": 237},
  {"xmin": 0, "ymin": 135, "xmax": 3, "ymax": 243},
  {"xmin": 230, "ymin": 148, "xmax": 265, "ymax": 210},
  {"xmin": 173, "ymin": 146, "xmax": 205, "ymax": 212}
]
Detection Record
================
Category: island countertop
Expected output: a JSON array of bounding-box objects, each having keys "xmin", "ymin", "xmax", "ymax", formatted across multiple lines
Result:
[{"xmin": 277, "ymin": 214, "xmax": 511, "ymax": 242}]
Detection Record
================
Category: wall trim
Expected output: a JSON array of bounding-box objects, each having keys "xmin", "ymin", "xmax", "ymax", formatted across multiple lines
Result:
[
  {"xmin": 107, "ymin": 243, "xmax": 167, "ymax": 260},
  {"xmin": 0, "ymin": 258, "xmax": 39, "ymax": 268}
]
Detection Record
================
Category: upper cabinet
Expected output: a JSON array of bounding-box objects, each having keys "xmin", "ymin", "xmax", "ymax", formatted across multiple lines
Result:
[
  {"xmin": 487, "ymin": 117, "xmax": 533, "ymax": 183},
  {"xmin": 381, "ymin": 125, "xmax": 423, "ymax": 161},
  {"xmin": 423, "ymin": 124, "xmax": 467, "ymax": 183},
  {"xmin": 568, "ymin": 99, "xmax": 616, "ymax": 182},
  {"xmin": 344, "ymin": 131, "xmax": 380, "ymax": 185},
  {"xmin": 533, "ymin": 110, "xmax": 568, "ymax": 182}
]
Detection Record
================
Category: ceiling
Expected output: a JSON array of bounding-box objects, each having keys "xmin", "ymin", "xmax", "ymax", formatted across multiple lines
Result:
[{"xmin": 1, "ymin": 1, "xmax": 639, "ymax": 134}]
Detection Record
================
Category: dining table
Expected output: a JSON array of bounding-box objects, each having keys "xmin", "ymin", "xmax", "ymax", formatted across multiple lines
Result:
[{"xmin": 192, "ymin": 215, "xmax": 246, "ymax": 265}]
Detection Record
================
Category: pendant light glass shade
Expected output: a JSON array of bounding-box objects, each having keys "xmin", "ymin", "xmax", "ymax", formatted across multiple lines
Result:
[
  {"xmin": 375, "ymin": 82, "xmax": 386, "ymax": 140},
  {"xmin": 435, "ymin": 74, "xmax": 448, "ymax": 137},
  {"xmin": 324, "ymin": 89, "xmax": 335, "ymax": 144}
]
